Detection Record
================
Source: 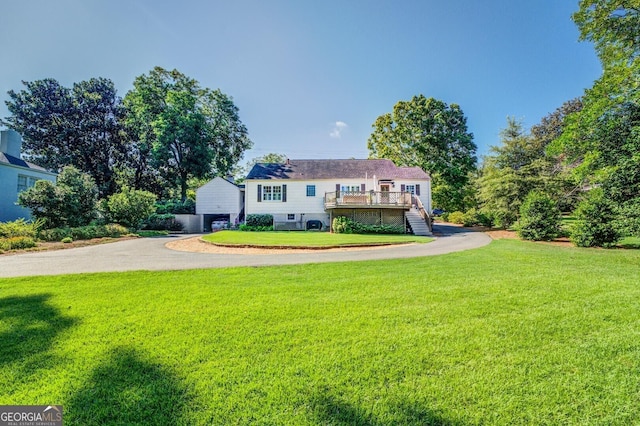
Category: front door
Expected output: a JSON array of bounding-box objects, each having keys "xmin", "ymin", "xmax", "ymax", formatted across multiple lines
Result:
[{"xmin": 380, "ymin": 184, "xmax": 390, "ymax": 204}]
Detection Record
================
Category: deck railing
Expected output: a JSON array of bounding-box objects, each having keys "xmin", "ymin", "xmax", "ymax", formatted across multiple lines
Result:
[
  {"xmin": 324, "ymin": 191, "xmax": 412, "ymax": 208},
  {"xmin": 412, "ymin": 194, "xmax": 433, "ymax": 232}
]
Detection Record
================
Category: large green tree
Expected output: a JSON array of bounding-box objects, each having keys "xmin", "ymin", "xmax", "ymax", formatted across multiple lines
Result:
[
  {"xmin": 3, "ymin": 78, "xmax": 127, "ymax": 197},
  {"xmin": 367, "ymin": 95, "xmax": 477, "ymax": 212},
  {"xmin": 123, "ymin": 67, "xmax": 252, "ymax": 201},
  {"xmin": 553, "ymin": 1, "xmax": 640, "ymax": 241},
  {"xmin": 477, "ymin": 102, "xmax": 580, "ymax": 228}
]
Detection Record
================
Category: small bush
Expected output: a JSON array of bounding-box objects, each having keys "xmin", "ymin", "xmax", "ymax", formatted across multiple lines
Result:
[
  {"xmin": 61, "ymin": 237, "xmax": 73, "ymax": 243},
  {"xmin": 104, "ymin": 223, "xmax": 130, "ymax": 237},
  {"xmin": 570, "ymin": 189, "xmax": 620, "ymax": 247},
  {"xmin": 517, "ymin": 191, "xmax": 562, "ymax": 241},
  {"xmin": 246, "ymin": 214, "xmax": 273, "ymax": 228},
  {"xmin": 106, "ymin": 188, "xmax": 157, "ymax": 229},
  {"xmin": 332, "ymin": 217, "xmax": 352, "ymax": 234},
  {"xmin": 4, "ymin": 236, "xmax": 37, "ymax": 250},
  {"xmin": 143, "ymin": 214, "xmax": 183, "ymax": 231},
  {"xmin": 447, "ymin": 211, "xmax": 465, "ymax": 225},
  {"xmin": 0, "ymin": 218, "xmax": 39, "ymax": 238},
  {"xmin": 38, "ymin": 227, "xmax": 72, "ymax": 242},
  {"xmin": 461, "ymin": 208, "xmax": 493, "ymax": 227}
]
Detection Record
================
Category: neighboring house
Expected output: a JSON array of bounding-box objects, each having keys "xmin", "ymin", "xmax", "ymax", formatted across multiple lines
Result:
[
  {"xmin": 196, "ymin": 176, "xmax": 245, "ymax": 231},
  {"xmin": 244, "ymin": 159, "xmax": 432, "ymax": 235},
  {"xmin": 0, "ymin": 130, "xmax": 57, "ymax": 223}
]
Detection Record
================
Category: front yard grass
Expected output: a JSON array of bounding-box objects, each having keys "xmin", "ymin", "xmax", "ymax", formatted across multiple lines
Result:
[
  {"xmin": 2, "ymin": 240, "xmax": 640, "ymax": 424},
  {"xmin": 203, "ymin": 230, "xmax": 432, "ymax": 247}
]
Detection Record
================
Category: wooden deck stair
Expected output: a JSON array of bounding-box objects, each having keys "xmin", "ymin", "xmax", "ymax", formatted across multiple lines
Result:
[{"xmin": 405, "ymin": 209, "xmax": 432, "ymax": 236}]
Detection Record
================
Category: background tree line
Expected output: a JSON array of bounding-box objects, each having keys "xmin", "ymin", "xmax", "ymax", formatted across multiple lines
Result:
[
  {"xmin": 2, "ymin": 66, "xmax": 252, "ymax": 201},
  {"xmin": 367, "ymin": 1, "xmax": 639, "ymax": 247}
]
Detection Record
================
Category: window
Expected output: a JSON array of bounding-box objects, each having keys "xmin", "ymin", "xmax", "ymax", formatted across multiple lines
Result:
[
  {"xmin": 262, "ymin": 185, "xmax": 282, "ymax": 201},
  {"xmin": 17, "ymin": 175, "xmax": 38, "ymax": 193},
  {"xmin": 405, "ymin": 184, "xmax": 416, "ymax": 195},
  {"xmin": 341, "ymin": 185, "xmax": 360, "ymax": 192},
  {"xmin": 306, "ymin": 185, "xmax": 316, "ymax": 197},
  {"xmin": 287, "ymin": 214, "xmax": 296, "ymax": 221}
]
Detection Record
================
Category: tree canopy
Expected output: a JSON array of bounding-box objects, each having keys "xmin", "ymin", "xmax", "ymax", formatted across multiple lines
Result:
[
  {"xmin": 3, "ymin": 78, "xmax": 126, "ymax": 197},
  {"xmin": 367, "ymin": 95, "xmax": 477, "ymax": 212},
  {"xmin": 123, "ymin": 67, "xmax": 252, "ymax": 201}
]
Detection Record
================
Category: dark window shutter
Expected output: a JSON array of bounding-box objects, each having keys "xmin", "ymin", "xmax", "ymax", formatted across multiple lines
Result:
[
  {"xmin": 416, "ymin": 184, "xmax": 421, "ymax": 196},
  {"xmin": 336, "ymin": 184, "xmax": 340, "ymax": 192},
  {"xmin": 257, "ymin": 184, "xmax": 262, "ymax": 202},
  {"xmin": 282, "ymin": 184, "xmax": 287, "ymax": 202},
  {"xmin": 400, "ymin": 184, "xmax": 405, "ymax": 192},
  {"xmin": 361, "ymin": 183, "xmax": 365, "ymax": 192}
]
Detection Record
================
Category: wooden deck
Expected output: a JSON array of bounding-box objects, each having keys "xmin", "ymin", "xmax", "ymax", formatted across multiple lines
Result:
[{"xmin": 324, "ymin": 191, "xmax": 412, "ymax": 209}]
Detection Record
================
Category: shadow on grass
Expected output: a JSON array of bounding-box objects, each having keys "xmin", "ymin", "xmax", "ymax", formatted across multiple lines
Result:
[
  {"xmin": 310, "ymin": 392, "xmax": 462, "ymax": 426},
  {"xmin": 67, "ymin": 347, "xmax": 193, "ymax": 425},
  {"xmin": 0, "ymin": 294, "xmax": 77, "ymax": 373}
]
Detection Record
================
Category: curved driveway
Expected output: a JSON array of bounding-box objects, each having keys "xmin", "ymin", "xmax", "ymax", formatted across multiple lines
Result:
[{"xmin": 0, "ymin": 224, "xmax": 491, "ymax": 278}]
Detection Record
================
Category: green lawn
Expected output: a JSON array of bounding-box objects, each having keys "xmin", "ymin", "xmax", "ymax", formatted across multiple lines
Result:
[
  {"xmin": 2, "ymin": 240, "xmax": 640, "ymax": 424},
  {"xmin": 203, "ymin": 230, "xmax": 432, "ymax": 247}
]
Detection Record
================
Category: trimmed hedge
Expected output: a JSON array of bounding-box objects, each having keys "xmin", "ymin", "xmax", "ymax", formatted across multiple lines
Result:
[
  {"xmin": 332, "ymin": 217, "xmax": 404, "ymax": 235},
  {"xmin": 239, "ymin": 224, "xmax": 274, "ymax": 232},
  {"xmin": 246, "ymin": 214, "xmax": 273, "ymax": 227}
]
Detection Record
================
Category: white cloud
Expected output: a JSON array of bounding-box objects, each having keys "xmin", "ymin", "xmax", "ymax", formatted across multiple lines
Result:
[{"xmin": 329, "ymin": 121, "xmax": 348, "ymax": 138}]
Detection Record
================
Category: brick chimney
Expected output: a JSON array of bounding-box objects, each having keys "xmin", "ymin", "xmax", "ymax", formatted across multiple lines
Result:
[{"xmin": 0, "ymin": 130, "xmax": 22, "ymax": 158}]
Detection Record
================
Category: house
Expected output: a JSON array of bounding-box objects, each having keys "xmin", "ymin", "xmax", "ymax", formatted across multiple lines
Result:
[
  {"xmin": 0, "ymin": 130, "xmax": 57, "ymax": 223},
  {"xmin": 195, "ymin": 176, "xmax": 245, "ymax": 231},
  {"xmin": 244, "ymin": 159, "xmax": 432, "ymax": 235}
]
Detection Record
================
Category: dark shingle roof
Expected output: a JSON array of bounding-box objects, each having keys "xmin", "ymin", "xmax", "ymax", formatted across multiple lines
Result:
[
  {"xmin": 0, "ymin": 152, "xmax": 50, "ymax": 171},
  {"xmin": 246, "ymin": 159, "xmax": 430, "ymax": 180}
]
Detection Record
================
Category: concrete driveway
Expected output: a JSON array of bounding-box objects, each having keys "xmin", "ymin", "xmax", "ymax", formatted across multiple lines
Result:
[{"xmin": 0, "ymin": 224, "xmax": 491, "ymax": 278}]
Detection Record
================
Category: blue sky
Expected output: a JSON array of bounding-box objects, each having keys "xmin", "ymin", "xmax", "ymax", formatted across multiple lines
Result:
[{"xmin": 0, "ymin": 0, "xmax": 601, "ymax": 166}]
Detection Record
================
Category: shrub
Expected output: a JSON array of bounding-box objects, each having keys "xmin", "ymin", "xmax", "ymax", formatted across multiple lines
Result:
[
  {"xmin": 38, "ymin": 224, "xmax": 129, "ymax": 242},
  {"xmin": 0, "ymin": 218, "xmax": 39, "ymax": 238},
  {"xmin": 332, "ymin": 217, "xmax": 352, "ymax": 234},
  {"xmin": 143, "ymin": 214, "xmax": 183, "ymax": 231},
  {"xmin": 18, "ymin": 166, "xmax": 98, "ymax": 228},
  {"xmin": 447, "ymin": 211, "xmax": 465, "ymax": 224},
  {"xmin": 106, "ymin": 188, "xmax": 157, "ymax": 229},
  {"xmin": 105, "ymin": 223, "xmax": 130, "ymax": 237},
  {"xmin": 570, "ymin": 189, "xmax": 620, "ymax": 247},
  {"xmin": 61, "ymin": 237, "xmax": 73, "ymax": 243},
  {"xmin": 239, "ymin": 224, "xmax": 274, "ymax": 232},
  {"xmin": 461, "ymin": 208, "xmax": 493, "ymax": 227},
  {"xmin": 517, "ymin": 191, "xmax": 562, "ymax": 241},
  {"xmin": 332, "ymin": 217, "xmax": 404, "ymax": 234},
  {"xmin": 155, "ymin": 199, "xmax": 195, "ymax": 214},
  {"xmin": 2, "ymin": 236, "xmax": 37, "ymax": 250},
  {"xmin": 246, "ymin": 214, "xmax": 274, "ymax": 228}
]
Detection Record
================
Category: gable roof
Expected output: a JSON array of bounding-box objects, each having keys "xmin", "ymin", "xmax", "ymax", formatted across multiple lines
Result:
[
  {"xmin": 246, "ymin": 159, "xmax": 430, "ymax": 181},
  {"xmin": 0, "ymin": 152, "xmax": 51, "ymax": 173}
]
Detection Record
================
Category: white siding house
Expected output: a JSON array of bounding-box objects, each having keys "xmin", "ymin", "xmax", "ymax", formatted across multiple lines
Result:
[
  {"xmin": 244, "ymin": 159, "xmax": 432, "ymax": 234},
  {"xmin": 195, "ymin": 176, "xmax": 244, "ymax": 231},
  {"xmin": 0, "ymin": 130, "xmax": 57, "ymax": 222}
]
